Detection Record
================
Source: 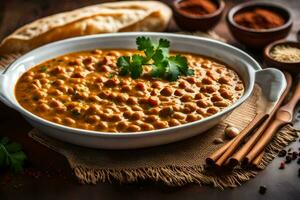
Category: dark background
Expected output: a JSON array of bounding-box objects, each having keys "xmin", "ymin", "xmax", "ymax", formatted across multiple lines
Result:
[{"xmin": 0, "ymin": 0, "xmax": 300, "ymax": 200}]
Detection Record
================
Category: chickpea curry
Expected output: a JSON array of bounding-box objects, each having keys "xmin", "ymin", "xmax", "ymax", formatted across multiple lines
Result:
[{"xmin": 15, "ymin": 37, "xmax": 244, "ymax": 133}]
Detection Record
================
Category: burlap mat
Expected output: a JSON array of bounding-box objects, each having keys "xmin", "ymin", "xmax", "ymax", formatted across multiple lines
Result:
[{"xmin": 0, "ymin": 33, "xmax": 298, "ymax": 189}]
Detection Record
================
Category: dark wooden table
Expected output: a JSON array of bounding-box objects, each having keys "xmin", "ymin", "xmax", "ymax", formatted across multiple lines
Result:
[{"xmin": 0, "ymin": 0, "xmax": 300, "ymax": 199}]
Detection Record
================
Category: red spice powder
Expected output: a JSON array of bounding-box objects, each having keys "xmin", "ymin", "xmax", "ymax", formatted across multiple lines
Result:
[
  {"xmin": 178, "ymin": 0, "xmax": 218, "ymax": 16},
  {"xmin": 234, "ymin": 8, "xmax": 285, "ymax": 30}
]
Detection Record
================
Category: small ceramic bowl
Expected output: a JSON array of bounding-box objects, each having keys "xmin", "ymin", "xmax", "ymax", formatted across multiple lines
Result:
[
  {"xmin": 227, "ymin": 1, "xmax": 293, "ymax": 49},
  {"xmin": 264, "ymin": 40, "xmax": 300, "ymax": 72},
  {"xmin": 173, "ymin": 0, "xmax": 225, "ymax": 31}
]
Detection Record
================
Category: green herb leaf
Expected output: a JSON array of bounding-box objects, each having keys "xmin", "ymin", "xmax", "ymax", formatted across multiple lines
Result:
[
  {"xmin": 0, "ymin": 137, "xmax": 27, "ymax": 173},
  {"xmin": 116, "ymin": 37, "xmax": 194, "ymax": 81}
]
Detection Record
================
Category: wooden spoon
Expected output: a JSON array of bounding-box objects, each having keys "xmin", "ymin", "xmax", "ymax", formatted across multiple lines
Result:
[{"xmin": 244, "ymin": 78, "xmax": 300, "ymax": 164}]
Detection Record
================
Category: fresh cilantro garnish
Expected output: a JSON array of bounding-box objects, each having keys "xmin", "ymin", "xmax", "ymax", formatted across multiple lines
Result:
[
  {"xmin": 116, "ymin": 37, "xmax": 194, "ymax": 81},
  {"xmin": 0, "ymin": 137, "xmax": 27, "ymax": 173}
]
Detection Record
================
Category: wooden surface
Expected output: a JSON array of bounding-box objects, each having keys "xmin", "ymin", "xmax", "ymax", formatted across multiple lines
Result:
[{"xmin": 0, "ymin": 0, "xmax": 300, "ymax": 199}]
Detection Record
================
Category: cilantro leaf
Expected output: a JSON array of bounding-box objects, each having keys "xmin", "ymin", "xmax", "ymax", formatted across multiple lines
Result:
[
  {"xmin": 0, "ymin": 137, "xmax": 27, "ymax": 173},
  {"xmin": 117, "ymin": 56, "xmax": 131, "ymax": 75},
  {"xmin": 158, "ymin": 38, "xmax": 170, "ymax": 48},
  {"xmin": 136, "ymin": 36, "xmax": 153, "ymax": 51},
  {"xmin": 116, "ymin": 37, "xmax": 194, "ymax": 81},
  {"xmin": 131, "ymin": 55, "xmax": 144, "ymax": 79}
]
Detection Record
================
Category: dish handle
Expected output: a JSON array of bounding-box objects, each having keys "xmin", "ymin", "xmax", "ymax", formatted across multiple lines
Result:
[
  {"xmin": 255, "ymin": 68, "xmax": 287, "ymax": 102},
  {"xmin": 0, "ymin": 74, "xmax": 14, "ymax": 108}
]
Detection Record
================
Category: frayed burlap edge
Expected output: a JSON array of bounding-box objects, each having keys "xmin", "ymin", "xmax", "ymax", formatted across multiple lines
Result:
[{"xmin": 71, "ymin": 125, "xmax": 298, "ymax": 189}]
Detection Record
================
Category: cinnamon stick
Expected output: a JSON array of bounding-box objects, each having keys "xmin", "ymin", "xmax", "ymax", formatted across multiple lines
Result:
[
  {"xmin": 205, "ymin": 139, "xmax": 235, "ymax": 166},
  {"xmin": 214, "ymin": 112, "xmax": 268, "ymax": 167},
  {"xmin": 245, "ymin": 76, "xmax": 300, "ymax": 164},
  {"xmin": 228, "ymin": 72, "xmax": 292, "ymax": 167},
  {"xmin": 252, "ymin": 151, "xmax": 264, "ymax": 168}
]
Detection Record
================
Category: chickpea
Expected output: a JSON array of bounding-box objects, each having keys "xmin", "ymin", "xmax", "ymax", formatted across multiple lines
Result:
[
  {"xmin": 91, "ymin": 49, "xmax": 102, "ymax": 54},
  {"xmin": 39, "ymin": 78, "xmax": 49, "ymax": 84},
  {"xmin": 123, "ymin": 111, "xmax": 133, "ymax": 119},
  {"xmin": 126, "ymin": 125, "xmax": 141, "ymax": 132},
  {"xmin": 135, "ymin": 82, "xmax": 146, "ymax": 91},
  {"xmin": 51, "ymin": 66, "xmax": 66, "ymax": 74},
  {"xmin": 160, "ymin": 87, "xmax": 173, "ymax": 96},
  {"xmin": 116, "ymin": 121, "xmax": 129, "ymax": 131},
  {"xmin": 207, "ymin": 71, "xmax": 218, "ymax": 81},
  {"xmin": 154, "ymin": 121, "xmax": 168, "ymax": 129},
  {"xmin": 173, "ymin": 112, "xmax": 185, "ymax": 120},
  {"xmin": 37, "ymin": 103, "xmax": 50, "ymax": 112},
  {"xmin": 214, "ymin": 99, "xmax": 230, "ymax": 107},
  {"xmin": 235, "ymin": 84, "xmax": 243, "ymax": 91},
  {"xmin": 195, "ymin": 93, "xmax": 205, "ymax": 100},
  {"xmin": 180, "ymin": 94, "xmax": 192, "ymax": 102},
  {"xmin": 23, "ymin": 75, "xmax": 33, "ymax": 82},
  {"xmin": 172, "ymin": 104, "xmax": 181, "ymax": 112},
  {"xmin": 145, "ymin": 115, "xmax": 158, "ymax": 123},
  {"xmin": 132, "ymin": 105, "xmax": 143, "ymax": 111},
  {"xmin": 109, "ymin": 114, "xmax": 122, "ymax": 122},
  {"xmin": 26, "ymin": 71, "xmax": 35, "ymax": 76},
  {"xmin": 196, "ymin": 108, "xmax": 206, "ymax": 115},
  {"xmin": 105, "ymin": 78, "xmax": 120, "ymax": 87},
  {"xmin": 52, "ymin": 117, "xmax": 62, "ymax": 123},
  {"xmin": 121, "ymin": 85, "xmax": 131, "ymax": 92},
  {"xmin": 98, "ymin": 90, "xmax": 110, "ymax": 99},
  {"xmin": 49, "ymin": 99, "xmax": 63, "ymax": 108},
  {"xmin": 99, "ymin": 113, "xmax": 110, "ymax": 121},
  {"xmin": 202, "ymin": 85, "xmax": 217, "ymax": 93},
  {"xmin": 53, "ymin": 79, "xmax": 65, "ymax": 86},
  {"xmin": 186, "ymin": 114, "xmax": 199, "ymax": 122},
  {"xmin": 97, "ymin": 121, "xmax": 108, "ymax": 130},
  {"xmin": 186, "ymin": 77, "xmax": 196, "ymax": 84},
  {"xmin": 196, "ymin": 99, "xmax": 211, "ymax": 108},
  {"xmin": 89, "ymin": 95, "xmax": 101, "ymax": 102},
  {"xmin": 219, "ymin": 77, "xmax": 230, "ymax": 84},
  {"xmin": 115, "ymin": 94, "xmax": 128, "ymax": 103},
  {"xmin": 174, "ymin": 89, "xmax": 184, "ymax": 96},
  {"xmin": 178, "ymin": 81, "xmax": 189, "ymax": 89},
  {"xmin": 127, "ymin": 97, "xmax": 138, "ymax": 105},
  {"xmin": 151, "ymin": 81, "xmax": 161, "ymax": 89},
  {"xmin": 207, "ymin": 107, "xmax": 219, "ymax": 114},
  {"xmin": 202, "ymin": 77, "xmax": 213, "ymax": 85},
  {"xmin": 168, "ymin": 119, "xmax": 180, "ymax": 126},
  {"xmin": 131, "ymin": 112, "xmax": 143, "ymax": 120},
  {"xmin": 99, "ymin": 65, "xmax": 111, "ymax": 72},
  {"xmin": 86, "ymin": 104, "xmax": 101, "ymax": 114},
  {"xmin": 147, "ymin": 97, "xmax": 159, "ymax": 107},
  {"xmin": 147, "ymin": 107, "xmax": 160, "ymax": 115},
  {"xmin": 182, "ymin": 103, "xmax": 197, "ymax": 114},
  {"xmin": 63, "ymin": 117, "xmax": 75, "ymax": 125},
  {"xmin": 211, "ymin": 94, "xmax": 223, "ymax": 102},
  {"xmin": 34, "ymin": 73, "xmax": 47, "ymax": 79},
  {"xmin": 140, "ymin": 123, "xmax": 154, "ymax": 131},
  {"xmin": 185, "ymin": 87, "xmax": 195, "ymax": 93},
  {"xmin": 159, "ymin": 107, "xmax": 174, "ymax": 118},
  {"xmin": 82, "ymin": 57, "xmax": 95, "ymax": 65},
  {"xmin": 86, "ymin": 115, "xmax": 100, "ymax": 124}
]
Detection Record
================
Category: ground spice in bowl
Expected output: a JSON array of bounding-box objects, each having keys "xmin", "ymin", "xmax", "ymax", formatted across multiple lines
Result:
[
  {"xmin": 270, "ymin": 45, "xmax": 300, "ymax": 63},
  {"xmin": 177, "ymin": 0, "xmax": 217, "ymax": 16},
  {"xmin": 234, "ymin": 8, "xmax": 285, "ymax": 30}
]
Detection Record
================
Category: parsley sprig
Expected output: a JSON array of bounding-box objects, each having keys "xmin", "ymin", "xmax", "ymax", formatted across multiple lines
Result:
[
  {"xmin": 0, "ymin": 137, "xmax": 27, "ymax": 172},
  {"xmin": 117, "ymin": 37, "xmax": 194, "ymax": 81}
]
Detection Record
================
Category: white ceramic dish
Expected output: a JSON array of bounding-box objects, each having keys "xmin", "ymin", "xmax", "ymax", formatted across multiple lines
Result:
[{"xmin": 0, "ymin": 32, "xmax": 286, "ymax": 149}]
